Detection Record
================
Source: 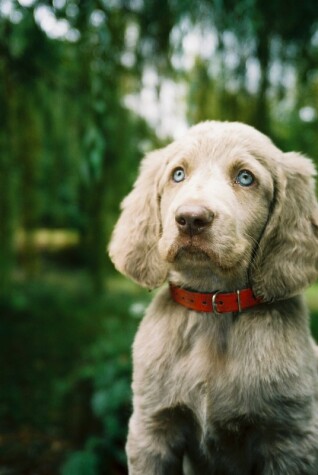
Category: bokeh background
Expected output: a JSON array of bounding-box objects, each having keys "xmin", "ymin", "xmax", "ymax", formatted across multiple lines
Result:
[{"xmin": 1, "ymin": 0, "xmax": 318, "ymax": 474}]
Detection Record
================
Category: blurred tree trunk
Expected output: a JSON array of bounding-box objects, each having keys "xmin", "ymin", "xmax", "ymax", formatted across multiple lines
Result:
[
  {"xmin": 0, "ymin": 51, "xmax": 16, "ymax": 299},
  {"xmin": 81, "ymin": 172, "xmax": 109, "ymax": 295},
  {"xmin": 254, "ymin": 35, "xmax": 270, "ymax": 134},
  {"xmin": 76, "ymin": 6, "xmax": 131, "ymax": 294},
  {"xmin": 18, "ymin": 92, "xmax": 41, "ymax": 277}
]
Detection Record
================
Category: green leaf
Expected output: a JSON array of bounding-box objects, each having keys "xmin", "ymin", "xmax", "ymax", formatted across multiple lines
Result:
[{"xmin": 61, "ymin": 450, "xmax": 98, "ymax": 475}]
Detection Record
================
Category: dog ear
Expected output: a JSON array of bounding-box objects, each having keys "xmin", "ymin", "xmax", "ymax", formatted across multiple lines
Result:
[
  {"xmin": 108, "ymin": 149, "xmax": 168, "ymax": 289},
  {"xmin": 251, "ymin": 152, "xmax": 318, "ymax": 301}
]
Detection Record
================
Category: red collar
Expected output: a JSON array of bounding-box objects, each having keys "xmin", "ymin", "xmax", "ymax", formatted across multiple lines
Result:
[{"xmin": 169, "ymin": 283, "xmax": 263, "ymax": 314}]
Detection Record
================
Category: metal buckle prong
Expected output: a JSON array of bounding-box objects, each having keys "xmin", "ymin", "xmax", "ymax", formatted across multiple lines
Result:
[
  {"xmin": 236, "ymin": 289, "xmax": 242, "ymax": 313},
  {"xmin": 212, "ymin": 291, "xmax": 221, "ymax": 315}
]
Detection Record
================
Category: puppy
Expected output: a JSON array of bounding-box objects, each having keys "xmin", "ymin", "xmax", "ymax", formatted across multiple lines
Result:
[{"xmin": 109, "ymin": 121, "xmax": 318, "ymax": 474}]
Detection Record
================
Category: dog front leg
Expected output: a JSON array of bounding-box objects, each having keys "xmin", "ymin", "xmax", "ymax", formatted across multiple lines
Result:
[
  {"xmin": 262, "ymin": 431, "xmax": 318, "ymax": 475},
  {"xmin": 126, "ymin": 411, "xmax": 185, "ymax": 475}
]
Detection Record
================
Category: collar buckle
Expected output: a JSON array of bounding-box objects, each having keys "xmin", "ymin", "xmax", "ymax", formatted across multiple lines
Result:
[{"xmin": 212, "ymin": 290, "xmax": 221, "ymax": 315}]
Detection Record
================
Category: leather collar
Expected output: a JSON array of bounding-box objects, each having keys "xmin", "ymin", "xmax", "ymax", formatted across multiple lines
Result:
[{"xmin": 169, "ymin": 283, "xmax": 263, "ymax": 314}]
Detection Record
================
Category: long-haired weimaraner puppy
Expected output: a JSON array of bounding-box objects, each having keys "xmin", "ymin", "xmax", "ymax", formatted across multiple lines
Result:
[{"xmin": 109, "ymin": 121, "xmax": 318, "ymax": 474}]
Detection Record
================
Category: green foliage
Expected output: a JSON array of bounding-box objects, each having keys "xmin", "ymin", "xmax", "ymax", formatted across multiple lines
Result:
[
  {"xmin": 308, "ymin": 284, "xmax": 318, "ymax": 341},
  {"xmin": 311, "ymin": 310, "xmax": 318, "ymax": 341},
  {"xmin": 0, "ymin": 272, "xmax": 150, "ymax": 474},
  {"xmin": 61, "ymin": 449, "xmax": 99, "ymax": 475}
]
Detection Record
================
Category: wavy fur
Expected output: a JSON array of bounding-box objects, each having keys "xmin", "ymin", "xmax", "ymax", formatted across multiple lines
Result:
[{"xmin": 108, "ymin": 121, "xmax": 318, "ymax": 475}]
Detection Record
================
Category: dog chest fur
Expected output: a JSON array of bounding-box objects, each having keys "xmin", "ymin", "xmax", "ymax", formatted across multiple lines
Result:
[{"xmin": 130, "ymin": 289, "xmax": 318, "ymax": 472}]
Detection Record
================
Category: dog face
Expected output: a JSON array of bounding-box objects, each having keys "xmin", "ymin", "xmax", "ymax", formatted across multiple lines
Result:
[
  {"xmin": 109, "ymin": 121, "xmax": 318, "ymax": 300},
  {"xmin": 157, "ymin": 134, "xmax": 274, "ymax": 288}
]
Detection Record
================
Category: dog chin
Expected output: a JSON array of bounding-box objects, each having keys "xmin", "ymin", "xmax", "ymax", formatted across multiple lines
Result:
[
  {"xmin": 177, "ymin": 246, "xmax": 209, "ymax": 260},
  {"xmin": 167, "ymin": 243, "xmax": 214, "ymax": 266},
  {"xmin": 166, "ymin": 242, "xmax": 240, "ymax": 274}
]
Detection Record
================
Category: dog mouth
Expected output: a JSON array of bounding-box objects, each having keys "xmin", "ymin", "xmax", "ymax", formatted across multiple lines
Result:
[
  {"xmin": 165, "ymin": 236, "xmax": 241, "ymax": 273},
  {"xmin": 167, "ymin": 238, "xmax": 222, "ymax": 266},
  {"xmin": 176, "ymin": 245, "xmax": 209, "ymax": 260},
  {"xmin": 179, "ymin": 246, "xmax": 225, "ymax": 270}
]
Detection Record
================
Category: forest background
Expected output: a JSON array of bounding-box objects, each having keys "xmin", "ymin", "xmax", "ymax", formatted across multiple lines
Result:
[{"xmin": 1, "ymin": 0, "xmax": 318, "ymax": 474}]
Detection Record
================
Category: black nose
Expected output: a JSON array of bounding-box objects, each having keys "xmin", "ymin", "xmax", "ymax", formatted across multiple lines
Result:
[{"xmin": 175, "ymin": 205, "xmax": 213, "ymax": 236}]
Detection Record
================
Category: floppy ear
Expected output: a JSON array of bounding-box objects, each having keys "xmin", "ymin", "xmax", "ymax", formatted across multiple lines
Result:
[
  {"xmin": 251, "ymin": 152, "xmax": 318, "ymax": 301},
  {"xmin": 108, "ymin": 149, "xmax": 168, "ymax": 289}
]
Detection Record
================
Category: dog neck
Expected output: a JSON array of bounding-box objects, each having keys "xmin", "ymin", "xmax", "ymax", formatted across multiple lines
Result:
[{"xmin": 168, "ymin": 266, "xmax": 249, "ymax": 294}]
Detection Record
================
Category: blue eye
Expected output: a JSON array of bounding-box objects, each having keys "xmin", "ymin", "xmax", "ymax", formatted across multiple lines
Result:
[
  {"xmin": 172, "ymin": 167, "xmax": 185, "ymax": 183},
  {"xmin": 236, "ymin": 170, "xmax": 255, "ymax": 187}
]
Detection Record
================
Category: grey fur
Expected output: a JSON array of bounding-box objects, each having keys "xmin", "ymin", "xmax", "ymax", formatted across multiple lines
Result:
[{"xmin": 109, "ymin": 121, "xmax": 318, "ymax": 474}]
